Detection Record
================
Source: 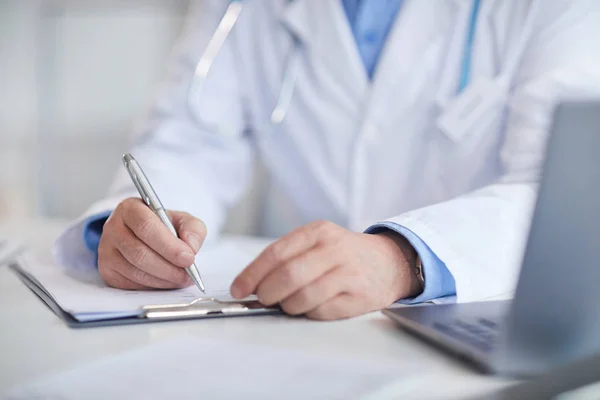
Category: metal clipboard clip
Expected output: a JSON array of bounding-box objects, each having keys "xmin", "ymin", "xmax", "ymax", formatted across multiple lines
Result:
[{"xmin": 141, "ymin": 297, "xmax": 280, "ymax": 320}]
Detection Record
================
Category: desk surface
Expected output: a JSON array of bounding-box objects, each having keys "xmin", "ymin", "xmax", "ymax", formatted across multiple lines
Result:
[{"xmin": 0, "ymin": 219, "xmax": 514, "ymax": 399}]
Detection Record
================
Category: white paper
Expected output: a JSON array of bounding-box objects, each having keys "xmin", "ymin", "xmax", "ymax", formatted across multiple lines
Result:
[
  {"xmin": 4, "ymin": 335, "xmax": 406, "ymax": 400},
  {"xmin": 16, "ymin": 241, "xmax": 256, "ymax": 321}
]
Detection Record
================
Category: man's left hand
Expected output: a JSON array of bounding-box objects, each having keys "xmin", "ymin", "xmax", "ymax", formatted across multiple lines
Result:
[{"xmin": 230, "ymin": 220, "xmax": 423, "ymax": 320}]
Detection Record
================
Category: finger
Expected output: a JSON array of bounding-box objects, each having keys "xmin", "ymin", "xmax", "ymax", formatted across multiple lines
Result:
[
  {"xmin": 168, "ymin": 211, "xmax": 207, "ymax": 254},
  {"xmin": 305, "ymin": 293, "xmax": 357, "ymax": 321},
  {"xmin": 116, "ymin": 224, "xmax": 191, "ymax": 287},
  {"xmin": 99, "ymin": 267, "xmax": 148, "ymax": 290},
  {"xmin": 120, "ymin": 199, "xmax": 195, "ymax": 268},
  {"xmin": 107, "ymin": 248, "xmax": 184, "ymax": 289},
  {"xmin": 279, "ymin": 267, "xmax": 346, "ymax": 315},
  {"xmin": 255, "ymin": 246, "xmax": 337, "ymax": 306},
  {"xmin": 231, "ymin": 221, "xmax": 331, "ymax": 298}
]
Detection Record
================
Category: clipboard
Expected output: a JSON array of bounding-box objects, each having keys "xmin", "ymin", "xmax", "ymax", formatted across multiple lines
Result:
[{"xmin": 11, "ymin": 262, "xmax": 282, "ymax": 329}]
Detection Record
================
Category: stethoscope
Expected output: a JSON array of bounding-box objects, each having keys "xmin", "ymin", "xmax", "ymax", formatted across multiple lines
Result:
[
  {"xmin": 187, "ymin": 0, "xmax": 539, "ymax": 138},
  {"xmin": 187, "ymin": 0, "xmax": 300, "ymax": 130}
]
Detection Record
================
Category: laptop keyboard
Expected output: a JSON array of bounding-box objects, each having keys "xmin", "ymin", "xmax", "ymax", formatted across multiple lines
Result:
[{"xmin": 432, "ymin": 317, "xmax": 499, "ymax": 353}]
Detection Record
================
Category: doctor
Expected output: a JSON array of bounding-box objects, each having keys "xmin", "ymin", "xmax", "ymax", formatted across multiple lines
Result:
[{"xmin": 56, "ymin": 0, "xmax": 600, "ymax": 320}]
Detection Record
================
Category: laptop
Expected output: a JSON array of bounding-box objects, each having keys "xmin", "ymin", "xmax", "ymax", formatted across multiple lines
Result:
[{"xmin": 383, "ymin": 101, "xmax": 600, "ymax": 377}]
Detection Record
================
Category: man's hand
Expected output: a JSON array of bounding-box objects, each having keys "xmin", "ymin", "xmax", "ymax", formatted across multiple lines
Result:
[
  {"xmin": 98, "ymin": 198, "xmax": 207, "ymax": 290},
  {"xmin": 230, "ymin": 220, "xmax": 422, "ymax": 320}
]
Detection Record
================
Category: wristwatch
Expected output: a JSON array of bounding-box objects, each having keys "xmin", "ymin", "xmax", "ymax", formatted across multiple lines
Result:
[{"xmin": 414, "ymin": 255, "xmax": 425, "ymax": 290}]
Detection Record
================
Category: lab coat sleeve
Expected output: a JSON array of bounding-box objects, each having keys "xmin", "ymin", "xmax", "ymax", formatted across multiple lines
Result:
[
  {"xmin": 54, "ymin": 0, "xmax": 254, "ymax": 270},
  {"xmin": 373, "ymin": 1, "xmax": 600, "ymax": 303}
]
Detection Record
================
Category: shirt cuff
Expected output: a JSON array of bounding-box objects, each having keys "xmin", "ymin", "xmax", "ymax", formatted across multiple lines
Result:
[
  {"xmin": 365, "ymin": 221, "xmax": 456, "ymax": 304},
  {"xmin": 82, "ymin": 211, "xmax": 112, "ymax": 265}
]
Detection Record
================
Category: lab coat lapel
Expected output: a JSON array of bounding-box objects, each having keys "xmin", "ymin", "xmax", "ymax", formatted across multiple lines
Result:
[
  {"xmin": 279, "ymin": 0, "xmax": 369, "ymax": 102},
  {"xmin": 366, "ymin": 0, "xmax": 457, "ymax": 116}
]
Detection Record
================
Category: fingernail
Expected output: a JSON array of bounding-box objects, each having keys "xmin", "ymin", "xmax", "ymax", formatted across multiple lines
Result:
[
  {"xmin": 179, "ymin": 251, "xmax": 195, "ymax": 266},
  {"xmin": 230, "ymin": 283, "xmax": 243, "ymax": 299},
  {"xmin": 186, "ymin": 234, "xmax": 202, "ymax": 254}
]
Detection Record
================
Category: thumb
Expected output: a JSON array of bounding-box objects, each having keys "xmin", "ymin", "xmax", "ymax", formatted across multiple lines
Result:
[{"xmin": 167, "ymin": 211, "xmax": 207, "ymax": 254}]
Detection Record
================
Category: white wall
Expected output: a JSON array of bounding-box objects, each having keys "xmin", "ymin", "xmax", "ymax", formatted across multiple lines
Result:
[
  {"xmin": 0, "ymin": 0, "xmax": 263, "ymax": 234},
  {"xmin": 0, "ymin": 0, "xmax": 188, "ymax": 220},
  {"xmin": 0, "ymin": 0, "xmax": 40, "ymax": 218}
]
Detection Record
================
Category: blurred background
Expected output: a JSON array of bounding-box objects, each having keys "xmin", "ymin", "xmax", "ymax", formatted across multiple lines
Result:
[
  {"xmin": 1, "ymin": 0, "xmax": 261, "ymax": 234},
  {"xmin": 0, "ymin": 0, "xmax": 189, "ymax": 220}
]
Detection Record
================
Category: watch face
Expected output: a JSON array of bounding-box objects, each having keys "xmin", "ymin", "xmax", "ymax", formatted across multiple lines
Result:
[{"xmin": 415, "ymin": 257, "xmax": 425, "ymax": 287}]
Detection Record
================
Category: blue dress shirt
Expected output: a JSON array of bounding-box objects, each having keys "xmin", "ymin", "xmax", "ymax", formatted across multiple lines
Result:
[
  {"xmin": 82, "ymin": 0, "xmax": 457, "ymax": 303},
  {"xmin": 82, "ymin": 210, "xmax": 111, "ymax": 265},
  {"xmin": 342, "ymin": 0, "xmax": 404, "ymax": 79}
]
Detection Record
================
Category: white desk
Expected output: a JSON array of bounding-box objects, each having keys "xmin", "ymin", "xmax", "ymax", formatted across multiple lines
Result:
[{"xmin": 0, "ymin": 219, "xmax": 514, "ymax": 399}]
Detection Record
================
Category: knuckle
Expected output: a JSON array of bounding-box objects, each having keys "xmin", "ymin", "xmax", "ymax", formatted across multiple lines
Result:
[
  {"xmin": 280, "ymin": 264, "xmax": 300, "ymax": 286},
  {"xmin": 266, "ymin": 242, "xmax": 285, "ymax": 264},
  {"xmin": 131, "ymin": 268, "xmax": 150, "ymax": 286},
  {"xmin": 312, "ymin": 220, "xmax": 332, "ymax": 230},
  {"xmin": 136, "ymin": 217, "xmax": 155, "ymax": 240},
  {"xmin": 310, "ymin": 220, "xmax": 337, "ymax": 238},
  {"xmin": 175, "ymin": 212, "xmax": 206, "ymax": 234},
  {"xmin": 116, "ymin": 234, "xmax": 133, "ymax": 254},
  {"xmin": 119, "ymin": 198, "xmax": 138, "ymax": 217},
  {"xmin": 121, "ymin": 197, "xmax": 139, "ymax": 210},
  {"xmin": 293, "ymin": 226, "xmax": 313, "ymax": 247},
  {"xmin": 160, "ymin": 242, "xmax": 177, "ymax": 260},
  {"xmin": 130, "ymin": 244, "xmax": 149, "ymax": 266}
]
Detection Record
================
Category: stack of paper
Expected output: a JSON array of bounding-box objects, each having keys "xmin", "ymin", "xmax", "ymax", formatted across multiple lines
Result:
[
  {"xmin": 4, "ymin": 335, "xmax": 408, "ymax": 399},
  {"xmin": 11, "ymin": 242, "xmax": 256, "ymax": 323}
]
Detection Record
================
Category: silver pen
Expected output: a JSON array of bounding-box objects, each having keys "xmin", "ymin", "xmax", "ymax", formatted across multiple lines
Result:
[{"xmin": 122, "ymin": 153, "xmax": 206, "ymax": 293}]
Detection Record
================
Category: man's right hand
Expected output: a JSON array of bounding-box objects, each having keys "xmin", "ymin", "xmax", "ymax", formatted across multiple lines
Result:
[{"xmin": 98, "ymin": 198, "xmax": 207, "ymax": 290}]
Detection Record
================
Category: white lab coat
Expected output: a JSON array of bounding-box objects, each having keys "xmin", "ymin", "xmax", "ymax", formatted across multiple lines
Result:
[{"xmin": 55, "ymin": 0, "xmax": 600, "ymax": 303}]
